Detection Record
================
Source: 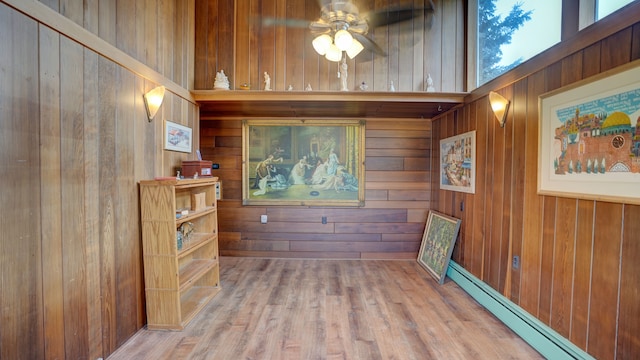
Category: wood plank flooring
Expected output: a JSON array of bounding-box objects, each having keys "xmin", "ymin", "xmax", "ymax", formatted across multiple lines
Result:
[{"xmin": 107, "ymin": 257, "xmax": 542, "ymax": 359}]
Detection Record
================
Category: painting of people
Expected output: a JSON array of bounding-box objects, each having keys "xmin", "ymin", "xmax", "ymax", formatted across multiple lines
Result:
[{"xmin": 242, "ymin": 119, "xmax": 365, "ymax": 206}]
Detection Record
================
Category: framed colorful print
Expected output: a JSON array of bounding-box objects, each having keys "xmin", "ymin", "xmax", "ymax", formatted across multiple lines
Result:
[
  {"xmin": 242, "ymin": 119, "xmax": 365, "ymax": 207},
  {"xmin": 417, "ymin": 211, "xmax": 461, "ymax": 284},
  {"xmin": 439, "ymin": 131, "xmax": 476, "ymax": 193},
  {"xmin": 538, "ymin": 60, "xmax": 640, "ymax": 205},
  {"xmin": 164, "ymin": 120, "xmax": 192, "ymax": 153}
]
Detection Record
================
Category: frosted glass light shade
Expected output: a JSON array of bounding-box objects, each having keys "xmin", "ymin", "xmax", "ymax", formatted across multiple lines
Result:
[
  {"xmin": 325, "ymin": 44, "xmax": 342, "ymax": 62},
  {"xmin": 143, "ymin": 85, "xmax": 165, "ymax": 121},
  {"xmin": 489, "ymin": 91, "xmax": 510, "ymax": 127},
  {"xmin": 346, "ymin": 39, "xmax": 364, "ymax": 59},
  {"xmin": 334, "ymin": 29, "xmax": 353, "ymax": 51},
  {"xmin": 312, "ymin": 34, "xmax": 332, "ymax": 55}
]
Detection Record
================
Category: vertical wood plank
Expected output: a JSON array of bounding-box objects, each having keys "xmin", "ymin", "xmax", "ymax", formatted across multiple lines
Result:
[
  {"xmin": 38, "ymin": 24, "xmax": 66, "ymax": 360},
  {"xmin": 248, "ymin": 0, "xmax": 260, "ymax": 88},
  {"xmin": 519, "ymin": 69, "xmax": 545, "ymax": 316},
  {"xmin": 411, "ymin": 0, "xmax": 425, "ymax": 91},
  {"xmin": 98, "ymin": 56, "xmax": 118, "ymax": 355},
  {"xmin": 461, "ymin": 107, "xmax": 476, "ymax": 270},
  {"xmin": 218, "ymin": 0, "xmax": 235, "ymax": 86},
  {"xmin": 0, "ymin": 8, "xmax": 45, "ymax": 359},
  {"xmin": 570, "ymin": 199, "xmax": 594, "ymax": 349},
  {"xmin": 440, "ymin": 0, "xmax": 458, "ymax": 91},
  {"xmin": 60, "ymin": 35, "xmax": 90, "ymax": 359},
  {"xmin": 83, "ymin": 0, "xmax": 98, "ymax": 35},
  {"xmin": 83, "ymin": 47, "xmax": 105, "ymax": 359},
  {"xmin": 587, "ymin": 202, "xmax": 623, "ymax": 359},
  {"xmin": 617, "ymin": 204, "xmax": 640, "ymax": 357},
  {"xmin": 194, "ymin": 0, "xmax": 210, "ymax": 89},
  {"xmin": 115, "ymin": 0, "xmax": 135, "ymax": 56},
  {"xmin": 274, "ymin": 0, "xmax": 287, "ymax": 90},
  {"xmin": 235, "ymin": 0, "xmax": 250, "ymax": 88},
  {"xmin": 550, "ymin": 197, "xmax": 577, "ymax": 338},
  {"xmin": 508, "ymin": 78, "xmax": 528, "ymax": 303},
  {"xmin": 538, "ymin": 196, "xmax": 556, "ymax": 324},
  {"xmin": 114, "ymin": 67, "xmax": 140, "ymax": 346},
  {"xmin": 285, "ymin": 0, "xmax": 305, "ymax": 90},
  {"xmin": 499, "ymin": 85, "xmax": 514, "ymax": 294},
  {"xmin": 470, "ymin": 101, "xmax": 486, "ymax": 278},
  {"xmin": 303, "ymin": 0, "xmax": 321, "ymax": 91},
  {"xmin": 143, "ymin": 0, "xmax": 159, "ymax": 71},
  {"xmin": 259, "ymin": 0, "xmax": 277, "ymax": 89},
  {"xmin": 98, "ymin": 0, "xmax": 116, "ymax": 45}
]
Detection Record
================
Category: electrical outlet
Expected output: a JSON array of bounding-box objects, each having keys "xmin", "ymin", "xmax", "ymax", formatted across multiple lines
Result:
[
  {"xmin": 260, "ymin": 214, "xmax": 267, "ymax": 224},
  {"xmin": 322, "ymin": 216, "xmax": 327, "ymax": 224},
  {"xmin": 512, "ymin": 255, "xmax": 520, "ymax": 269}
]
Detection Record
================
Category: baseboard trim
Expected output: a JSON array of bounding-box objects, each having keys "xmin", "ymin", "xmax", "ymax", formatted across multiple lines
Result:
[{"xmin": 446, "ymin": 262, "xmax": 595, "ymax": 360}]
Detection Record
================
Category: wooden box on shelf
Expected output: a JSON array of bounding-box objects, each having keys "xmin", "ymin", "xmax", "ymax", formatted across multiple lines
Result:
[{"xmin": 139, "ymin": 177, "xmax": 221, "ymax": 330}]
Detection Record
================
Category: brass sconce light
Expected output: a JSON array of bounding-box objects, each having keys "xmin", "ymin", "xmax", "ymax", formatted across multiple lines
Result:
[
  {"xmin": 143, "ymin": 85, "xmax": 166, "ymax": 122},
  {"xmin": 489, "ymin": 91, "xmax": 510, "ymax": 128}
]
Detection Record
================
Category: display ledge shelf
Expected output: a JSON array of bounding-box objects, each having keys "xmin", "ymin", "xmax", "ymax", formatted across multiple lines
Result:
[
  {"xmin": 176, "ymin": 206, "xmax": 216, "ymax": 226},
  {"xmin": 178, "ymin": 286, "xmax": 222, "ymax": 330},
  {"xmin": 179, "ymin": 259, "xmax": 218, "ymax": 293},
  {"xmin": 193, "ymin": 90, "xmax": 468, "ymax": 119},
  {"xmin": 178, "ymin": 232, "xmax": 217, "ymax": 259},
  {"xmin": 141, "ymin": 177, "xmax": 218, "ymax": 187},
  {"xmin": 193, "ymin": 90, "xmax": 467, "ymax": 102}
]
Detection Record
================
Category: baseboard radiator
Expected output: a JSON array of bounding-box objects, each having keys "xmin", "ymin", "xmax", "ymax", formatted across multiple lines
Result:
[{"xmin": 446, "ymin": 262, "xmax": 595, "ymax": 360}]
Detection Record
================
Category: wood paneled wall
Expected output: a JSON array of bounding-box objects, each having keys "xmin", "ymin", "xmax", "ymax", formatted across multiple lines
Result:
[
  {"xmin": 37, "ymin": 0, "xmax": 195, "ymax": 89},
  {"xmin": 195, "ymin": 0, "xmax": 465, "ymax": 92},
  {"xmin": 201, "ymin": 118, "xmax": 432, "ymax": 258},
  {"xmin": 0, "ymin": 1, "xmax": 197, "ymax": 359},
  {"xmin": 430, "ymin": 18, "xmax": 640, "ymax": 360}
]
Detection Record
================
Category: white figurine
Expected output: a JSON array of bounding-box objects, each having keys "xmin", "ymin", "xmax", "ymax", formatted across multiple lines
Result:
[
  {"xmin": 425, "ymin": 73, "xmax": 435, "ymax": 92},
  {"xmin": 214, "ymin": 70, "xmax": 230, "ymax": 90},
  {"xmin": 389, "ymin": 81, "xmax": 396, "ymax": 92},
  {"xmin": 287, "ymin": 84, "xmax": 293, "ymax": 91},
  {"xmin": 339, "ymin": 58, "xmax": 349, "ymax": 91},
  {"xmin": 263, "ymin": 72, "xmax": 272, "ymax": 91},
  {"xmin": 305, "ymin": 83, "xmax": 313, "ymax": 91},
  {"xmin": 359, "ymin": 81, "xmax": 368, "ymax": 91}
]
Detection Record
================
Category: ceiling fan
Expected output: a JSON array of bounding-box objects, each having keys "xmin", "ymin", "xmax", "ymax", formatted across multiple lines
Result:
[{"xmin": 263, "ymin": 0, "xmax": 435, "ymax": 62}]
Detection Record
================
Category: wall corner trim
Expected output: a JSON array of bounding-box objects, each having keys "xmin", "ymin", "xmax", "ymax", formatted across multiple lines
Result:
[{"xmin": 446, "ymin": 262, "xmax": 595, "ymax": 360}]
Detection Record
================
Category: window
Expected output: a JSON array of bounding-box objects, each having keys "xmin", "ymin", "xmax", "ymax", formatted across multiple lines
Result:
[
  {"xmin": 597, "ymin": 0, "xmax": 636, "ymax": 19},
  {"xmin": 476, "ymin": 0, "xmax": 561, "ymax": 86}
]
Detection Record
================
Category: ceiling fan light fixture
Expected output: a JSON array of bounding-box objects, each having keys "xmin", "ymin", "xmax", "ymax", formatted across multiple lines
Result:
[
  {"xmin": 334, "ymin": 29, "xmax": 353, "ymax": 51},
  {"xmin": 346, "ymin": 38, "xmax": 364, "ymax": 59},
  {"xmin": 312, "ymin": 34, "xmax": 332, "ymax": 55},
  {"xmin": 325, "ymin": 43, "xmax": 342, "ymax": 62}
]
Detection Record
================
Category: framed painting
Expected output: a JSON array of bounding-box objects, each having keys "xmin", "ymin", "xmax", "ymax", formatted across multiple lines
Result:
[
  {"xmin": 417, "ymin": 211, "xmax": 461, "ymax": 284},
  {"xmin": 242, "ymin": 119, "xmax": 365, "ymax": 207},
  {"xmin": 164, "ymin": 120, "xmax": 192, "ymax": 153},
  {"xmin": 538, "ymin": 60, "xmax": 640, "ymax": 204},
  {"xmin": 440, "ymin": 131, "xmax": 476, "ymax": 193}
]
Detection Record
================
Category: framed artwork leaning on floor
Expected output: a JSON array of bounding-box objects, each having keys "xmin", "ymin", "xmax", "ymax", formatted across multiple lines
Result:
[{"xmin": 417, "ymin": 210, "xmax": 461, "ymax": 284}]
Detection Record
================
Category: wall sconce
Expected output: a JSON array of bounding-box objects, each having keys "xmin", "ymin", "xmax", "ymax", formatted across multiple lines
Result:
[
  {"xmin": 489, "ymin": 91, "xmax": 510, "ymax": 128},
  {"xmin": 143, "ymin": 85, "xmax": 165, "ymax": 122}
]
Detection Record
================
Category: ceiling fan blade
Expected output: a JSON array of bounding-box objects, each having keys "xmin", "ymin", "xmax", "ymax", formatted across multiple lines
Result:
[
  {"xmin": 351, "ymin": 32, "xmax": 386, "ymax": 57},
  {"xmin": 309, "ymin": 20, "xmax": 332, "ymax": 33},
  {"xmin": 261, "ymin": 17, "xmax": 310, "ymax": 28},
  {"xmin": 364, "ymin": 4, "xmax": 434, "ymax": 29}
]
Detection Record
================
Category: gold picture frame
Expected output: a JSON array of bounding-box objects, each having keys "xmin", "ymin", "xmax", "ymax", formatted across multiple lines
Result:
[{"xmin": 242, "ymin": 119, "xmax": 365, "ymax": 207}]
